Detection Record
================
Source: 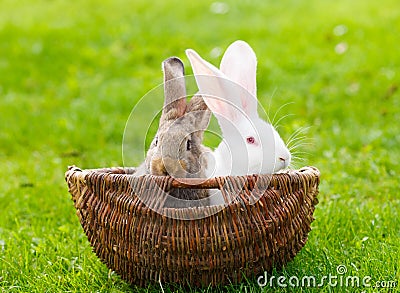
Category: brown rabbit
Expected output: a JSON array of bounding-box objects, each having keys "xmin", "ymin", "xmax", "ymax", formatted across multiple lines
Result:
[{"xmin": 135, "ymin": 57, "xmax": 211, "ymax": 207}]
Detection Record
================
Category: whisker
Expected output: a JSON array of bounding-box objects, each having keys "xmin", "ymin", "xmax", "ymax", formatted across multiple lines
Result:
[
  {"xmin": 286, "ymin": 131, "xmax": 306, "ymax": 147},
  {"xmin": 292, "ymin": 140, "xmax": 310, "ymax": 145},
  {"xmin": 288, "ymin": 161, "xmax": 302, "ymax": 170},
  {"xmin": 266, "ymin": 87, "xmax": 278, "ymax": 121},
  {"xmin": 286, "ymin": 125, "xmax": 315, "ymax": 169},
  {"xmin": 291, "ymin": 150, "xmax": 312, "ymax": 155},
  {"xmin": 286, "ymin": 127, "xmax": 313, "ymax": 149},
  {"xmin": 273, "ymin": 113, "xmax": 295, "ymax": 129},
  {"xmin": 291, "ymin": 155, "xmax": 308, "ymax": 161},
  {"xmin": 289, "ymin": 138, "xmax": 315, "ymax": 147},
  {"xmin": 286, "ymin": 126, "xmax": 311, "ymax": 143},
  {"xmin": 288, "ymin": 140, "xmax": 312, "ymax": 151},
  {"xmin": 291, "ymin": 152, "xmax": 310, "ymax": 157},
  {"xmin": 287, "ymin": 137, "xmax": 313, "ymax": 149},
  {"xmin": 289, "ymin": 142, "xmax": 314, "ymax": 151},
  {"xmin": 289, "ymin": 136, "xmax": 314, "ymax": 142},
  {"xmin": 289, "ymin": 157, "xmax": 307, "ymax": 170},
  {"xmin": 271, "ymin": 101, "xmax": 295, "ymax": 126}
]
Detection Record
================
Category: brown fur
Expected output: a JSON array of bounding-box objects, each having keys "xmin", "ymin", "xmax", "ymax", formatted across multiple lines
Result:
[{"xmin": 136, "ymin": 57, "xmax": 211, "ymax": 207}]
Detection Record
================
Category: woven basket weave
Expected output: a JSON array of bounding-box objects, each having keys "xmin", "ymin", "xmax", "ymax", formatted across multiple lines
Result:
[{"xmin": 65, "ymin": 166, "xmax": 320, "ymax": 287}]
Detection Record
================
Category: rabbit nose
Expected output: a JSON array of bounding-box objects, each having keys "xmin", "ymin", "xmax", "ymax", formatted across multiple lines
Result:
[
  {"xmin": 279, "ymin": 157, "xmax": 289, "ymax": 168},
  {"xmin": 151, "ymin": 157, "xmax": 168, "ymax": 175},
  {"xmin": 151, "ymin": 157, "xmax": 187, "ymax": 177}
]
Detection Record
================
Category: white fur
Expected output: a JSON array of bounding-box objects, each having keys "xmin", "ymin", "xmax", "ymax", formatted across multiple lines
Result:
[{"xmin": 186, "ymin": 41, "xmax": 291, "ymax": 205}]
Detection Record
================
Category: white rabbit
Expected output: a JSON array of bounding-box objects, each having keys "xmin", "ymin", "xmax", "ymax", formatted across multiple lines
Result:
[{"xmin": 186, "ymin": 40, "xmax": 291, "ymax": 185}]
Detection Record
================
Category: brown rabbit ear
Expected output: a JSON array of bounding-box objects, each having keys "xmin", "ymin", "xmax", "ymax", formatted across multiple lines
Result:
[
  {"xmin": 187, "ymin": 94, "xmax": 211, "ymax": 139},
  {"xmin": 160, "ymin": 57, "xmax": 187, "ymax": 123}
]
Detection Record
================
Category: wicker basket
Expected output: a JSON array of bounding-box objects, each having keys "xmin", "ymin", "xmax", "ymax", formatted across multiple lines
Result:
[{"xmin": 65, "ymin": 166, "xmax": 320, "ymax": 287}]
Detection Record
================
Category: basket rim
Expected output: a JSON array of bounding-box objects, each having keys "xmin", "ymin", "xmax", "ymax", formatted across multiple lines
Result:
[
  {"xmin": 65, "ymin": 165, "xmax": 321, "ymax": 285},
  {"xmin": 65, "ymin": 165, "xmax": 320, "ymax": 189}
]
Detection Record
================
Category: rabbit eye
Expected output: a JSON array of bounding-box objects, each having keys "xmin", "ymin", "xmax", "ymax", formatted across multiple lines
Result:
[
  {"xmin": 246, "ymin": 136, "xmax": 255, "ymax": 144},
  {"xmin": 154, "ymin": 137, "xmax": 158, "ymax": 146},
  {"xmin": 186, "ymin": 139, "xmax": 192, "ymax": 151}
]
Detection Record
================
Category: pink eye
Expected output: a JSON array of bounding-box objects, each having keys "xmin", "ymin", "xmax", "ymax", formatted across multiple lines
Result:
[{"xmin": 246, "ymin": 136, "xmax": 255, "ymax": 144}]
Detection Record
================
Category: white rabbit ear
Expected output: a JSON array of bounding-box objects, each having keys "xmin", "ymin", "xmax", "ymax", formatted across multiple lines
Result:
[
  {"xmin": 186, "ymin": 49, "xmax": 241, "ymax": 123},
  {"xmin": 220, "ymin": 40, "xmax": 258, "ymax": 117}
]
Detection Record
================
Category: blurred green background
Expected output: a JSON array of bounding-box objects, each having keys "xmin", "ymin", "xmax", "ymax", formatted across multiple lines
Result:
[{"xmin": 0, "ymin": 0, "xmax": 399, "ymax": 292}]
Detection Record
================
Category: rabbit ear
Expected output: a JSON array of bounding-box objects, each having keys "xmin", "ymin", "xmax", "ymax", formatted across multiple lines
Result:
[
  {"xmin": 186, "ymin": 49, "xmax": 241, "ymax": 124},
  {"xmin": 161, "ymin": 57, "xmax": 187, "ymax": 122},
  {"xmin": 186, "ymin": 94, "xmax": 211, "ymax": 140},
  {"xmin": 220, "ymin": 40, "xmax": 258, "ymax": 118}
]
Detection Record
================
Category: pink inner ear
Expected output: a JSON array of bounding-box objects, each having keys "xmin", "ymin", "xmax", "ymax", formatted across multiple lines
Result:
[
  {"xmin": 221, "ymin": 60, "xmax": 256, "ymax": 96},
  {"xmin": 202, "ymin": 93, "xmax": 238, "ymax": 123},
  {"xmin": 186, "ymin": 49, "xmax": 243, "ymax": 124},
  {"xmin": 220, "ymin": 41, "xmax": 258, "ymax": 117}
]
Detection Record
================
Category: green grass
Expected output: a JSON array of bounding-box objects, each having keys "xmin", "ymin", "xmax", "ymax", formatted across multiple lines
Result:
[{"xmin": 1, "ymin": 0, "xmax": 399, "ymax": 292}]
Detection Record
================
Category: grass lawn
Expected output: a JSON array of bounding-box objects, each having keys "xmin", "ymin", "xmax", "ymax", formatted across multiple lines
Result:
[{"xmin": 1, "ymin": 0, "xmax": 399, "ymax": 292}]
